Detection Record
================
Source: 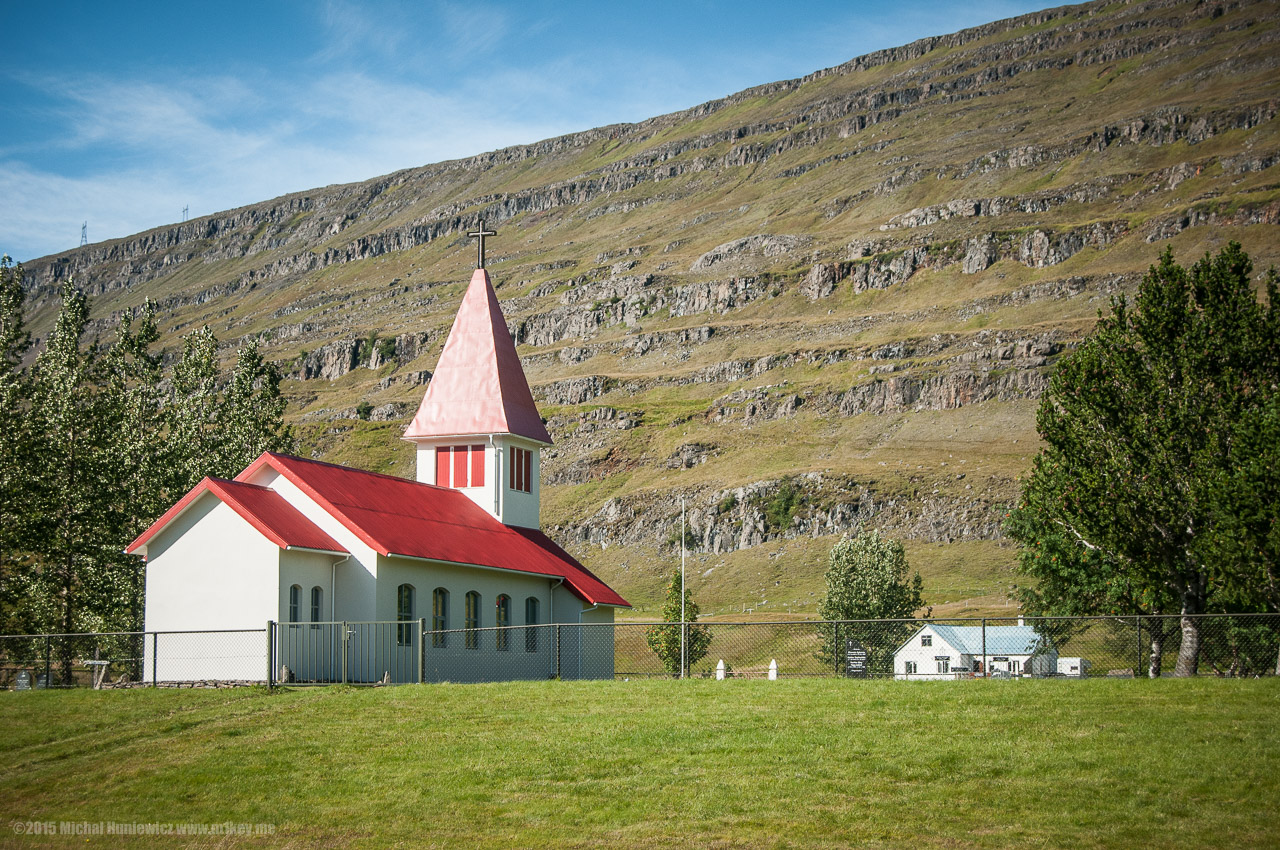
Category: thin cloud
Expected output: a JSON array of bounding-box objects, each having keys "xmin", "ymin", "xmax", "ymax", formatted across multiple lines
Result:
[
  {"xmin": 436, "ymin": 0, "xmax": 511, "ymax": 57},
  {"xmin": 313, "ymin": 0, "xmax": 410, "ymax": 64}
]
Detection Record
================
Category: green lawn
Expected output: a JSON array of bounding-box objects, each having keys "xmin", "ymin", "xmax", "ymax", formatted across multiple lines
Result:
[{"xmin": 1, "ymin": 679, "xmax": 1277, "ymax": 848}]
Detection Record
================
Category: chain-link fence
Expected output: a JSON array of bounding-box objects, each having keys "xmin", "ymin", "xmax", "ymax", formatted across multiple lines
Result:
[
  {"xmin": 0, "ymin": 629, "xmax": 269, "ymax": 688},
  {"xmin": 2, "ymin": 614, "xmax": 1277, "ymax": 688}
]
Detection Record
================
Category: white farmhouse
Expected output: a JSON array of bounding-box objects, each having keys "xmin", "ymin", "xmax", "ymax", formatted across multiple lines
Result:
[
  {"xmin": 128, "ymin": 258, "xmax": 629, "ymax": 684},
  {"xmin": 893, "ymin": 623, "xmax": 1057, "ymax": 680}
]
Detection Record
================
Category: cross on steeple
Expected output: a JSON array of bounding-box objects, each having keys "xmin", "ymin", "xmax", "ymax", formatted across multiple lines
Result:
[{"xmin": 467, "ymin": 218, "xmax": 497, "ymax": 269}]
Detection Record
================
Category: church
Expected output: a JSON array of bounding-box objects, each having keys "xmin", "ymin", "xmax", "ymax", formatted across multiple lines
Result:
[{"xmin": 127, "ymin": 239, "xmax": 629, "ymax": 683}]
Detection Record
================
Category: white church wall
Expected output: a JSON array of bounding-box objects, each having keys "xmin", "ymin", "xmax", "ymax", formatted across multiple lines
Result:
[
  {"xmin": 278, "ymin": 549, "xmax": 340, "ymax": 682},
  {"xmin": 381, "ymin": 555, "xmax": 562, "ymax": 683},
  {"xmin": 245, "ymin": 467, "xmax": 379, "ymax": 620},
  {"xmin": 499, "ymin": 436, "xmax": 542, "ymax": 530},
  {"xmin": 143, "ymin": 495, "xmax": 277, "ymax": 681},
  {"xmin": 548, "ymin": 585, "xmax": 617, "ymax": 681}
]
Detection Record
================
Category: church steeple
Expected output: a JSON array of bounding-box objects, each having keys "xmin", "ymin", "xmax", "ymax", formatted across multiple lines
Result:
[
  {"xmin": 404, "ymin": 267, "xmax": 551, "ymax": 445},
  {"xmin": 404, "ymin": 239, "xmax": 551, "ymax": 529}
]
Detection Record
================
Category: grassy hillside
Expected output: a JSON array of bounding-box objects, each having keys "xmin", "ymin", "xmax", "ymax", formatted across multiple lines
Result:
[
  {"xmin": 1, "ymin": 681, "xmax": 1277, "ymax": 848},
  {"xmin": 14, "ymin": 0, "xmax": 1280, "ymax": 613}
]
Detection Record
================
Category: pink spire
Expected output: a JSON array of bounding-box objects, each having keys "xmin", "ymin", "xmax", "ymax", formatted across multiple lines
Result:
[{"xmin": 404, "ymin": 268, "xmax": 552, "ymax": 445}]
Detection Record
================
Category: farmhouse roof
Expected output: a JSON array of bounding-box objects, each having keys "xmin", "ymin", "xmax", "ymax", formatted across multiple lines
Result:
[
  {"xmin": 897, "ymin": 624, "xmax": 1047, "ymax": 657},
  {"xmin": 403, "ymin": 268, "xmax": 552, "ymax": 445},
  {"xmin": 126, "ymin": 477, "xmax": 348, "ymax": 556}
]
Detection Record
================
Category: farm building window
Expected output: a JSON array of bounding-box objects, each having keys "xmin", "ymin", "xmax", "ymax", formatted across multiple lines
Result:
[
  {"xmin": 465, "ymin": 591, "xmax": 480, "ymax": 649},
  {"xmin": 397, "ymin": 584, "xmax": 415, "ymax": 646},
  {"xmin": 904, "ymin": 661, "xmax": 917, "ymax": 675},
  {"xmin": 921, "ymin": 635, "xmax": 932, "ymax": 647},
  {"xmin": 525, "ymin": 597, "xmax": 540, "ymax": 653},
  {"xmin": 936, "ymin": 658, "xmax": 950, "ymax": 675},
  {"xmin": 432, "ymin": 588, "xmax": 449, "ymax": 648},
  {"xmin": 496, "ymin": 594, "xmax": 511, "ymax": 651}
]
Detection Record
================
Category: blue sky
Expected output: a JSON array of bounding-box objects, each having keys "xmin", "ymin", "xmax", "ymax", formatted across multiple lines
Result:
[{"xmin": 2, "ymin": 1, "xmax": 1051, "ymax": 262}]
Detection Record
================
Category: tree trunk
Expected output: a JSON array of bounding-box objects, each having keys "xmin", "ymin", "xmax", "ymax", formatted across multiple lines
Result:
[
  {"xmin": 1174, "ymin": 608, "xmax": 1201, "ymax": 677},
  {"xmin": 1148, "ymin": 630, "xmax": 1164, "ymax": 678}
]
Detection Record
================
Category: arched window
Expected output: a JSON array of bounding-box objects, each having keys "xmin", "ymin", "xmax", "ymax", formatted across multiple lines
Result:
[
  {"xmin": 310, "ymin": 586, "xmax": 323, "ymax": 629},
  {"xmin": 495, "ymin": 594, "xmax": 511, "ymax": 651},
  {"xmin": 525, "ymin": 596, "xmax": 539, "ymax": 653},
  {"xmin": 465, "ymin": 591, "xmax": 480, "ymax": 650},
  {"xmin": 288, "ymin": 585, "xmax": 301, "ymax": 625},
  {"xmin": 397, "ymin": 584, "xmax": 415, "ymax": 646},
  {"xmin": 432, "ymin": 588, "xmax": 449, "ymax": 648}
]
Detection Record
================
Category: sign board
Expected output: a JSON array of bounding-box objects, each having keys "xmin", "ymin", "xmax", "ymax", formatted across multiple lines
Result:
[
  {"xmin": 992, "ymin": 656, "xmax": 1009, "ymax": 662},
  {"xmin": 844, "ymin": 638, "xmax": 868, "ymax": 678},
  {"xmin": 14, "ymin": 670, "xmax": 31, "ymax": 691}
]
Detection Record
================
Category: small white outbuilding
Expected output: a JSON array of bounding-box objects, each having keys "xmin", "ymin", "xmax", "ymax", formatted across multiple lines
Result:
[{"xmin": 1057, "ymin": 656, "xmax": 1091, "ymax": 678}]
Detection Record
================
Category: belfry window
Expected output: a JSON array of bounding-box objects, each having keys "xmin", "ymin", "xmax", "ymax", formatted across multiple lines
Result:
[
  {"xmin": 510, "ymin": 447, "xmax": 533, "ymax": 493},
  {"xmin": 435, "ymin": 445, "xmax": 486, "ymax": 488}
]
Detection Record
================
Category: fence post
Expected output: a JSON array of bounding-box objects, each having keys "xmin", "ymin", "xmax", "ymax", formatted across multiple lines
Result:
[
  {"xmin": 266, "ymin": 621, "xmax": 275, "ymax": 690},
  {"xmin": 44, "ymin": 635, "xmax": 51, "ymax": 688},
  {"xmin": 1136, "ymin": 615, "xmax": 1143, "ymax": 677},
  {"xmin": 982, "ymin": 619, "xmax": 987, "ymax": 679},
  {"xmin": 151, "ymin": 632, "xmax": 158, "ymax": 687},
  {"xmin": 418, "ymin": 618, "xmax": 426, "ymax": 685},
  {"xmin": 833, "ymin": 622, "xmax": 840, "ymax": 676}
]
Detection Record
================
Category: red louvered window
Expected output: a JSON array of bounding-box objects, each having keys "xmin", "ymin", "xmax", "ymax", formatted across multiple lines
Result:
[
  {"xmin": 453, "ymin": 445, "xmax": 468, "ymax": 487},
  {"xmin": 435, "ymin": 446, "xmax": 451, "ymax": 487},
  {"xmin": 437, "ymin": 445, "xmax": 486, "ymax": 488}
]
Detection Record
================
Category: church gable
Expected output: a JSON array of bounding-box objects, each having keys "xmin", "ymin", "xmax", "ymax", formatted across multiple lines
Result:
[{"xmin": 127, "ymin": 477, "xmax": 347, "ymax": 558}]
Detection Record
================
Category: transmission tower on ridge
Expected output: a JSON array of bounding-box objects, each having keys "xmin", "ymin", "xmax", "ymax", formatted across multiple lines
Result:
[
  {"xmin": 80, "ymin": 222, "xmax": 87, "ymax": 247},
  {"xmin": 182, "ymin": 205, "xmax": 188, "ymax": 222}
]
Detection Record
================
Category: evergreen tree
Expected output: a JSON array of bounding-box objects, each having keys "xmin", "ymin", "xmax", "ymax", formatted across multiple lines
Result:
[
  {"xmin": 0, "ymin": 280, "xmax": 296, "ymax": 643},
  {"xmin": 0, "ymin": 257, "xmax": 33, "ymax": 634},
  {"xmin": 645, "ymin": 569, "xmax": 712, "ymax": 677},
  {"xmin": 1008, "ymin": 243, "xmax": 1280, "ymax": 676},
  {"xmin": 24, "ymin": 284, "xmax": 108, "ymax": 644},
  {"xmin": 217, "ymin": 337, "xmax": 294, "ymax": 474}
]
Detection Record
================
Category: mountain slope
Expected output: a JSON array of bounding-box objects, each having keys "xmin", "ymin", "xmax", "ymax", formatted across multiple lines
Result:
[{"xmin": 19, "ymin": 0, "xmax": 1280, "ymax": 616}]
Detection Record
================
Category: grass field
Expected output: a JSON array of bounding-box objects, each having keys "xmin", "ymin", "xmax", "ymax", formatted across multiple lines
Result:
[{"xmin": 1, "ymin": 679, "xmax": 1277, "ymax": 848}]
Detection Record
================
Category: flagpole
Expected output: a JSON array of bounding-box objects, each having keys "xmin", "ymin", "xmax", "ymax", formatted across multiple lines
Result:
[{"xmin": 680, "ymin": 496, "xmax": 686, "ymax": 679}]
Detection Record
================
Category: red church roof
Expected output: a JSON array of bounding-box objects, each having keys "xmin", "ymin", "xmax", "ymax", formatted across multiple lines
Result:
[
  {"xmin": 126, "ymin": 477, "xmax": 348, "ymax": 556},
  {"xmin": 404, "ymin": 268, "xmax": 552, "ymax": 445},
  {"xmin": 238, "ymin": 453, "xmax": 628, "ymax": 607}
]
